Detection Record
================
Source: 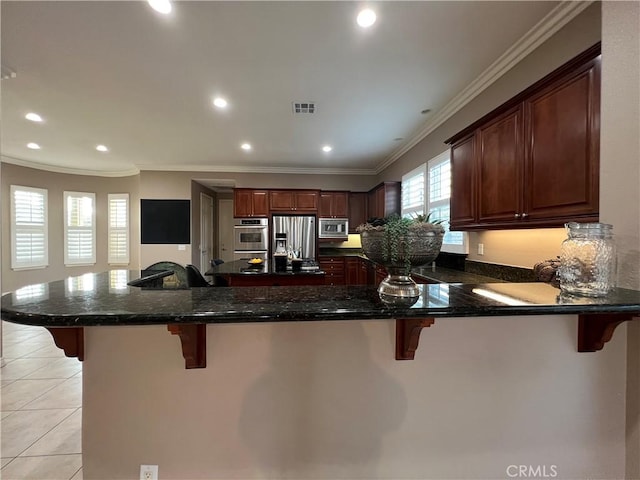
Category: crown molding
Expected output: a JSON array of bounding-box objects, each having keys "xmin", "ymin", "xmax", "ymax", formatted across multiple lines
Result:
[
  {"xmin": 137, "ymin": 163, "xmax": 378, "ymax": 176},
  {"xmin": 376, "ymin": 0, "xmax": 594, "ymax": 174},
  {"xmin": 1, "ymin": 155, "xmax": 140, "ymax": 177}
]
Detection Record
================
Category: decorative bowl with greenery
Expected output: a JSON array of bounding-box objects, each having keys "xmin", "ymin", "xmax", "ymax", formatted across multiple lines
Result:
[{"xmin": 357, "ymin": 213, "xmax": 445, "ymax": 305}]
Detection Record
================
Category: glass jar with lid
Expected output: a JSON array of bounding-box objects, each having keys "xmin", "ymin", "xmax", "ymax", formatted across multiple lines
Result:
[{"xmin": 557, "ymin": 222, "xmax": 616, "ymax": 297}]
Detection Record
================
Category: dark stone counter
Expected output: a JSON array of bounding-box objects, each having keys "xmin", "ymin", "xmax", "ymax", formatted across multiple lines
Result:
[
  {"xmin": 2, "ymin": 270, "xmax": 639, "ymax": 327},
  {"xmin": 318, "ymin": 249, "xmax": 503, "ymax": 284},
  {"xmin": 206, "ymin": 259, "xmax": 325, "ymax": 277}
]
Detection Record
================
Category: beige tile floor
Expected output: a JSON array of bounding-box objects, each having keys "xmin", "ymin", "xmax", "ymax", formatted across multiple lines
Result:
[{"xmin": 1, "ymin": 321, "xmax": 83, "ymax": 480}]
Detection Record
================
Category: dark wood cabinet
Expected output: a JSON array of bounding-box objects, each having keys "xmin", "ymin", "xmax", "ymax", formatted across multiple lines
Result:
[
  {"xmin": 233, "ymin": 189, "xmax": 269, "ymax": 218},
  {"xmin": 450, "ymin": 134, "xmax": 476, "ymax": 229},
  {"xmin": 348, "ymin": 192, "xmax": 367, "ymax": 233},
  {"xmin": 447, "ymin": 43, "xmax": 600, "ymax": 230},
  {"xmin": 367, "ymin": 182, "xmax": 401, "ymax": 220},
  {"xmin": 269, "ymin": 190, "xmax": 319, "ymax": 212},
  {"xmin": 345, "ymin": 258, "xmax": 359, "ymax": 285},
  {"xmin": 375, "ymin": 264, "xmax": 387, "ymax": 285},
  {"xmin": 523, "ymin": 56, "xmax": 600, "ymax": 221},
  {"xmin": 477, "ymin": 105, "xmax": 523, "ymax": 224},
  {"xmin": 319, "ymin": 256, "xmax": 345, "ymax": 285},
  {"xmin": 319, "ymin": 191, "xmax": 349, "ymax": 218}
]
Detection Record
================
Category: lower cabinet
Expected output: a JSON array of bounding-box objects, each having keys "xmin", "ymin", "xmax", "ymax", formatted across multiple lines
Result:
[{"xmin": 319, "ymin": 257, "xmax": 345, "ymax": 286}]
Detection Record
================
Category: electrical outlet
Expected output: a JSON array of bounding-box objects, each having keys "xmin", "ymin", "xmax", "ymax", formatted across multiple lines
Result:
[
  {"xmin": 477, "ymin": 243, "xmax": 484, "ymax": 255},
  {"xmin": 140, "ymin": 464, "xmax": 158, "ymax": 480},
  {"xmin": 178, "ymin": 244, "xmax": 186, "ymax": 251}
]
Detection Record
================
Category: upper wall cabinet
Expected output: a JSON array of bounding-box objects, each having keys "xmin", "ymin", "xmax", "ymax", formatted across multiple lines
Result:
[
  {"xmin": 348, "ymin": 192, "xmax": 368, "ymax": 233},
  {"xmin": 319, "ymin": 191, "xmax": 349, "ymax": 218},
  {"xmin": 269, "ymin": 190, "xmax": 320, "ymax": 212},
  {"xmin": 367, "ymin": 182, "xmax": 401, "ymax": 220},
  {"xmin": 446, "ymin": 43, "xmax": 601, "ymax": 230},
  {"xmin": 233, "ymin": 189, "xmax": 269, "ymax": 218}
]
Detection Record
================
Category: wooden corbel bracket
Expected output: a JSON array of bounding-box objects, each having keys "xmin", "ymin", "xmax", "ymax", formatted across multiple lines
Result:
[
  {"xmin": 46, "ymin": 327, "xmax": 84, "ymax": 361},
  {"xmin": 395, "ymin": 317, "xmax": 435, "ymax": 360},
  {"xmin": 578, "ymin": 313, "xmax": 638, "ymax": 352},
  {"xmin": 167, "ymin": 324, "xmax": 207, "ymax": 369}
]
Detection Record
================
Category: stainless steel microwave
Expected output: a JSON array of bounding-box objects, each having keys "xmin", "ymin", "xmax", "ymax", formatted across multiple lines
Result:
[{"xmin": 318, "ymin": 218, "xmax": 348, "ymax": 239}]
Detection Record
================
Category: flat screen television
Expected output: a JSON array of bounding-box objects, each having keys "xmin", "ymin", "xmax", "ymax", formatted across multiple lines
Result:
[{"xmin": 141, "ymin": 199, "xmax": 190, "ymax": 244}]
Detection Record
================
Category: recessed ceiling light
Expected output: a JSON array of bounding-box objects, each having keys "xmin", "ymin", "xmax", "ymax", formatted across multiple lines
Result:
[
  {"xmin": 27, "ymin": 142, "xmax": 41, "ymax": 150},
  {"xmin": 357, "ymin": 9, "xmax": 376, "ymax": 28},
  {"xmin": 213, "ymin": 97, "xmax": 228, "ymax": 109},
  {"xmin": 25, "ymin": 112, "xmax": 43, "ymax": 122},
  {"xmin": 322, "ymin": 145, "xmax": 333, "ymax": 153},
  {"xmin": 148, "ymin": 0, "xmax": 172, "ymax": 14},
  {"xmin": 96, "ymin": 145, "xmax": 109, "ymax": 152},
  {"xmin": 241, "ymin": 143, "xmax": 252, "ymax": 151}
]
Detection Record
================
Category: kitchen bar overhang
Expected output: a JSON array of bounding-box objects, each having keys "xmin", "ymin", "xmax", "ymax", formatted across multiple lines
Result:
[{"xmin": 2, "ymin": 269, "xmax": 639, "ymax": 369}]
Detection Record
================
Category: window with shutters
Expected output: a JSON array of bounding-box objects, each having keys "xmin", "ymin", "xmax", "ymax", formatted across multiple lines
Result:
[
  {"xmin": 64, "ymin": 191, "xmax": 96, "ymax": 265},
  {"xmin": 401, "ymin": 151, "xmax": 468, "ymax": 254},
  {"xmin": 401, "ymin": 164, "xmax": 426, "ymax": 219},
  {"xmin": 108, "ymin": 194, "xmax": 129, "ymax": 264},
  {"xmin": 10, "ymin": 185, "xmax": 48, "ymax": 269}
]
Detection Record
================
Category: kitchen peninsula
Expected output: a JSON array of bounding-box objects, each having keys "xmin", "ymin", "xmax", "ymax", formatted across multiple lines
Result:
[
  {"xmin": 2, "ymin": 270, "xmax": 639, "ymax": 365},
  {"xmin": 2, "ymin": 270, "xmax": 640, "ymax": 479}
]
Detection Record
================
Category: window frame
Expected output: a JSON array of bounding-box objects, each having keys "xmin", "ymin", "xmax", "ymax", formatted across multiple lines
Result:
[
  {"xmin": 400, "ymin": 151, "xmax": 469, "ymax": 255},
  {"xmin": 10, "ymin": 185, "xmax": 49, "ymax": 270},
  {"xmin": 63, "ymin": 191, "xmax": 96, "ymax": 266},
  {"xmin": 108, "ymin": 193, "xmax": 130, "ymax": 265}
]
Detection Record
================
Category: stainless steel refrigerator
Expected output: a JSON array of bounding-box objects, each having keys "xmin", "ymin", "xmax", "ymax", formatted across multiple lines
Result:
[{"xmin": 272, "ymin": 215, "xmax": 316, "ymax": 260}]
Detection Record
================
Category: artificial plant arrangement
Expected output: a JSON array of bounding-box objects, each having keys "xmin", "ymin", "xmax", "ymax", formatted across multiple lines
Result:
[{"xmin": 356, "ymin": 213, "xmax": 445, "ymax": 274}]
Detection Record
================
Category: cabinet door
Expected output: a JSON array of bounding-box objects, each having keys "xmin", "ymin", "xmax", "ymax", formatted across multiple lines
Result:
[
  {"xmin": 345, "ymin": 258, "xmax": 359, "ymax": 285},
  {"xmin": 294, "ymin": 191, "xmax": 319, "ymax": 211},
  {"xmin": 477, "ymin": 106, "xmax": 523, "ymax": 224},
  {"xmin": 319, "ymin": 193, "xmax": 333, "ymax": 217},
  {"xmin": 450, "ymin": 134, "xmax": 477, "ymax": 228},
  {"xmin": 332, "ymin": 192, "xmax": 348, "ymax": 217},
  {"xmin": 348, "ymin": 192, "xmax": 367, "ymax": 232},
  {"xmin": 234, "ymin": 190, "xmax": 253, "ymax": 217},
  {"xmin": 320, "ymin": 191, "xmax": 348, "ymax": 218},
  {"xmin": 269, "ymin": 191, "xmax": 294, "ymax": 210},
  {"xmin": 251, "ymin": 191, "xmax": 269, "ymax": 217},
  {"xmin": 524, "ymin": 58, "xmax": 600, "ymax": 221}
]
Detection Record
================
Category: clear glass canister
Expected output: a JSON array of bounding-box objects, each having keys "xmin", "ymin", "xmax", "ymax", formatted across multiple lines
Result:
[{"xmin": 558, "ymin": 222, "xmax": 616, "ymax": 297}]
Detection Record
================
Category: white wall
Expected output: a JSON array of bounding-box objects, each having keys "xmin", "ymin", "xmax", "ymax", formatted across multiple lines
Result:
[
  {"xmin": 83, "ymin": 316, "xmax": 627, "ymax": 479},
  {"xmin": 599, "ymin": 2, "xmax": 640, "ymax": 477}
]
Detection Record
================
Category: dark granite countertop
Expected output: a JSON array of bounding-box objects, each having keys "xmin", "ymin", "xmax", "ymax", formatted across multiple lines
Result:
[
  {"xmin": 206, "ymin": 259, "xmax": 325, "ymax": 276},
  {"xmin": 2, "ymin": 270, "xmax": 639, "ymax": 327},
  {"xmin": 318, "ymin": 249, "xmax": 503, "ymax": 284}
]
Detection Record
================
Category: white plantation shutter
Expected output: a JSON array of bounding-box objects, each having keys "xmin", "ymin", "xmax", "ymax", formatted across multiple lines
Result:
[
  {"xmin": 11, "ymin": 186, "xmax": 48, "ymax": 269},
  {"xmin": 400, "ymin": 151, "xmax": 468, "ymax": 254},
  {"xmin": 64, "ymin": 191, "xmax": 96, "ymax": 265},
  {"xmin": 401, "ymin": 164, "xmax": 426, "ymax": 218},
  {"xmin": 108, "ymin": 194, "xmax": 129, "ymax": 264},
  {"xmin": 427, "ymin": 151, "xmax": 468, "ymax": 253}
]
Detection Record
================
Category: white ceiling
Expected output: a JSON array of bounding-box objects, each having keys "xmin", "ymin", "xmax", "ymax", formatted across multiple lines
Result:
[{"xmin": 1, "ymin": 1, "xmax": 581, "ymax": 177}]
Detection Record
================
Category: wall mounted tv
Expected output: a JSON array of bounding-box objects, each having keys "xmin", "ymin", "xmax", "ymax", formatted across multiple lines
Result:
[{"xmin": 141, "ymin": 199, "xmax": 191, "ymax": 244}]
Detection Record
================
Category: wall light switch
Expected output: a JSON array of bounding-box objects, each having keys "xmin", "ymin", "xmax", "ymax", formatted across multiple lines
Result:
[
  {"xmin": 477, "ymin": 243, "xmax": 484, "ymax": 255},
  {"xmin": 178, "ymin": 245, "xmax": 186, "ymax": 251}
]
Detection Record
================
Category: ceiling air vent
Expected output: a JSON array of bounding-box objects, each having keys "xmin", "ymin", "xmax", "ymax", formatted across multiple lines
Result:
[{"xmin": 292, "ymin": 102, "xmax": 316, "ymax": 114}]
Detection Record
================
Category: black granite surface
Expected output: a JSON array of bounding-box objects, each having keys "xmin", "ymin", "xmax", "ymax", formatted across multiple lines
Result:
[
  {"xmin": 465, "ymin": 260, "xmax": 536, "ymax": 282},
  {"xmin": 318, "ymin": 249, "xmax": 502, "ymax": 284},
  {"xmin": 206, "ymin": 259, "xmax": 325, "ymax": 276},
  {"xmin": 2, "ymin": 270, "xmax": 639, "ymax": 327}
]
